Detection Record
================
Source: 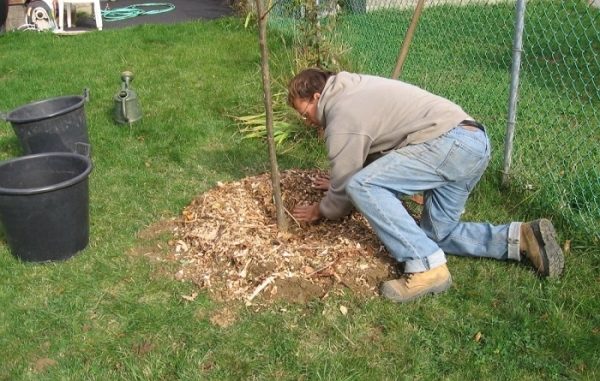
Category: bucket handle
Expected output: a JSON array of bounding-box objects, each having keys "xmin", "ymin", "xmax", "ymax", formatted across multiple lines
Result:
[{"xmin": 75, "ymin": 142, "xmax": 91, "ymax": 158}]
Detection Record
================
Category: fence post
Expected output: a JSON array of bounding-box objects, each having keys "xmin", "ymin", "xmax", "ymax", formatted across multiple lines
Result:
[
  {"xmin": 391, "ymin": 0, "xmax": 426, "ymax": 80},
  {"xmin": 502, "ymin": 0, "xmax": 526, "ymax": 186}
]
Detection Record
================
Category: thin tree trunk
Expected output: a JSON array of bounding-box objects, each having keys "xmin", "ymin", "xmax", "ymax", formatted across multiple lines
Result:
[{"xmin": 255, "ymin": 0, "xmax": 288, "ymax": 231}]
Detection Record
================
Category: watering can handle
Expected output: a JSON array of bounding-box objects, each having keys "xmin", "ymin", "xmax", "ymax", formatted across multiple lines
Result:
[
  {"xmin": 121, "ymin": 96, "xmax": 129, "ymax": 123},
  {"xmin": 75, "ymin": 142, "xmax": 91, "ymax": 157}
]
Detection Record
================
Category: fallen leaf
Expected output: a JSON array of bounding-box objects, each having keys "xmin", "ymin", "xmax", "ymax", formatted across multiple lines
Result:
[
  {"xmin": 303, "ymin": 265, "xmax": 315, "ymax": 274},
  {"xmin": 474, "ymin": 331, "xmax": 483, "ymax": 343},
  {"xmin": 176, "ymin": 240, "xmax": 189, "ymax": 253},
  {"xmin": 182, "ymin": 292, "xmax": 198, "ymax": 301},
  {"xmin": 563, "ymin": 239, "xmax": 571, "ymax": 255},
  {"xmin": 339, "ymin": 305, "xmax": 348, "ymax": 316}
]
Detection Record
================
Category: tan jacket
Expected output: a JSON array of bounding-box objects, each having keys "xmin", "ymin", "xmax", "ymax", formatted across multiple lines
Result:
[{"xmin": 317, "ymin": 72, "xmax": 470, "ymax": 219}]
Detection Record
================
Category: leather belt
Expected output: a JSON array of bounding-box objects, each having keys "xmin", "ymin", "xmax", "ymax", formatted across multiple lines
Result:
[{"xmin": 459, "ymin": 119, "xmax": 485, "ymax": 132}]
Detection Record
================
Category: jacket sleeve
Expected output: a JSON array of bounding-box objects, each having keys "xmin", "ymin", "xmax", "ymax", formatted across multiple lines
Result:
[{"xmin": 319, "ymin": 132, "xmax": 372, "ymax": 220}]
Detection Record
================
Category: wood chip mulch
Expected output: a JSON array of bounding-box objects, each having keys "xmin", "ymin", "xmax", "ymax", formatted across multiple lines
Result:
[{"xmin": 164, "ymin": 169, "xmax": 421, "ymax": 306}]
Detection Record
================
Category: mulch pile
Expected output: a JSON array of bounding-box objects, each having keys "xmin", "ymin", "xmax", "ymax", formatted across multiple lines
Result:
[{"xmin": 161, "ymin": 169, "xmax": 421, "ymax": 306}]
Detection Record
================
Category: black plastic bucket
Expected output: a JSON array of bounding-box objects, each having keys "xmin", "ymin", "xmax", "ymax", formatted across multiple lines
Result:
[
  {"xmin": 1, "ymin": 0, "xmax": 8, "ymax": 31},
  {"xmin": 0, "ymin": 152, "xmax": 92, "ymax": 262},
  {"xmin": 1, "ymin": 91, "xmax": 89, "ymax": 155}
]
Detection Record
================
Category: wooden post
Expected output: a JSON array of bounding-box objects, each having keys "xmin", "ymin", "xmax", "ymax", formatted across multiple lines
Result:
[
  {"xmin": 393, "ymin": 0, "xmax": 426, "ymax": 206},
  {"xmin": 391, "ymin": 0, "xmax": 426, "ymax": 80}
]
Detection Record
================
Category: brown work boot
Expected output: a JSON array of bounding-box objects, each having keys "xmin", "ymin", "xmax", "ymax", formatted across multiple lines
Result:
[
  {"xmin": 520, "ymin": 219, "xmax": 564, "ymax": 277},
  {"xmin": 380, "ymin": 264, "xmax": 452, "ymax": 303}
]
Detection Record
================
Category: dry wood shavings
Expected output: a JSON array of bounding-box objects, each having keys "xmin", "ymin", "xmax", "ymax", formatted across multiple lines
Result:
[{"xmin": 165, "ymin": 169, "xmax": 421, "ymax": 306}]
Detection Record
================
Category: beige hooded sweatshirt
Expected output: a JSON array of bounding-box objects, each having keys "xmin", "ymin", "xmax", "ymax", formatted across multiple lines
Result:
[{"xmin": 317, "ymin": 72, "xmax": 471, "ymax": 220}]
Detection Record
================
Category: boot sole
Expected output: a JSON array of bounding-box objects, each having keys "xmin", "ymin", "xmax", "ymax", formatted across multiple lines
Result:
[
  {"xmin": 531, "ymin": 219, "xmax": 564, "ymax": 277},
  {"xmin": 380, "ymin": 276, "xmax": 452, "ymax": 303}
]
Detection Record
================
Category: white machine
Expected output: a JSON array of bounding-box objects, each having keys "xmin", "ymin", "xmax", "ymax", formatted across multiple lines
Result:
[{"xmin": 24, "ymin": 0, "xmax": 57, "ymax": 31}]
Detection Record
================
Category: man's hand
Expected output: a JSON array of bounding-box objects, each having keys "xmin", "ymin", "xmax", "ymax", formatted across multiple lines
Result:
[
  {"xmin": 292, "ymin": 202, "xmax": 322, "ymax": 223},
  {"xmin": 312, "ymin": 175, "xmax": 330, "ymax": 191}
]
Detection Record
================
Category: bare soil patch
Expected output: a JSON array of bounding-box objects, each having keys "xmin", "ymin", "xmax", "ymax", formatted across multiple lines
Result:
[{"xmin": 141, "ymin": 169, "xmax": 421, "ymax": 306}]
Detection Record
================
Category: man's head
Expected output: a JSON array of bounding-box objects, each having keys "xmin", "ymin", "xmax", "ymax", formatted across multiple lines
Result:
[{"xmin": 288, "ymin": 68, "xmax": 335, "ymax": 126}]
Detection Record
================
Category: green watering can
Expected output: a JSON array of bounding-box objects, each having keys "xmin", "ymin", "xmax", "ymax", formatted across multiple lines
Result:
[{"xmin": 114, "ymin": 71, "xmax": 142, "ymax": 125}]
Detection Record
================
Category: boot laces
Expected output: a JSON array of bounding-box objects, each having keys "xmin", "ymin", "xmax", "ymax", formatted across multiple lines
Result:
[{"xmin": 401, "ymin": 272, "xmax": 414, "ymax": 285}]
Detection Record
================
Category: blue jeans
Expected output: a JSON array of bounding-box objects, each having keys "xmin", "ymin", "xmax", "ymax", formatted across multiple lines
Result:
[{"xmin": 346, "ymin": 125, "xmax": 521, "ymax": 273}]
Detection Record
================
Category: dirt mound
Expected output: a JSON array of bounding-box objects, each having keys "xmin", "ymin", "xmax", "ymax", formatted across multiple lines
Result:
[{"xmin": 153, "ymin": 170, "xmax": 420, "ymax": 306}]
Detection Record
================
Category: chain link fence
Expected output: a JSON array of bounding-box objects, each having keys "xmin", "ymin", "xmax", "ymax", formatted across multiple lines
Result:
[{"xmin": 269, "ymin": 0, "xmax": 599, "ymax": 242}]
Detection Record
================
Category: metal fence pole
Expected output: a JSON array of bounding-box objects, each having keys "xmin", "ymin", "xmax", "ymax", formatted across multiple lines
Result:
[{"xmin": 502, "ymin": 0, "xmax": 526, "ymax": 186}]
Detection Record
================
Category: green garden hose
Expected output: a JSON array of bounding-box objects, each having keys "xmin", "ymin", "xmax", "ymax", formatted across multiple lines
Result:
[{"xmin": 101, "ymin": 3, "xmax": 176, "ymax": 22}]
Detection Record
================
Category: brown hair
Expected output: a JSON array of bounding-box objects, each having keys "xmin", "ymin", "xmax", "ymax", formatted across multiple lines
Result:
[{"xmin": 287, "ymin": 68, "xmax": 336, "ymax": 106}]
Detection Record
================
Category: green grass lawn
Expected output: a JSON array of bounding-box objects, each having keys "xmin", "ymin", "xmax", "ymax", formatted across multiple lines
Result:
[{"xmin": 0, "ymin": 15, "xmax": 599, "ymax": 380}]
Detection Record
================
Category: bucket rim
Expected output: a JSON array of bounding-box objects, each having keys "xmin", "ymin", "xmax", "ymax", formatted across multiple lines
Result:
[
  {"xmin": 5, "ymin": 95, "xmax": 85, "ymax": 124},
  {"xmin": 0, "ymin": 152, "xmax": 92, "ymax": 196}
]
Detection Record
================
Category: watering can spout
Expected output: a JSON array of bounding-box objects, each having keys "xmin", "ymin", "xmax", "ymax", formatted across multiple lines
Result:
[{"xmin": 113, "ymin": 71, "xmax": 142, "ymax": 125}]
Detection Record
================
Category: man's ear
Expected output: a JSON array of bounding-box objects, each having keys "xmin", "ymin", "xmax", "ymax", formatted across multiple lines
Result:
[{"xmin": 314, "ymin": 93, "xmax": 321, "ymax": 102}]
